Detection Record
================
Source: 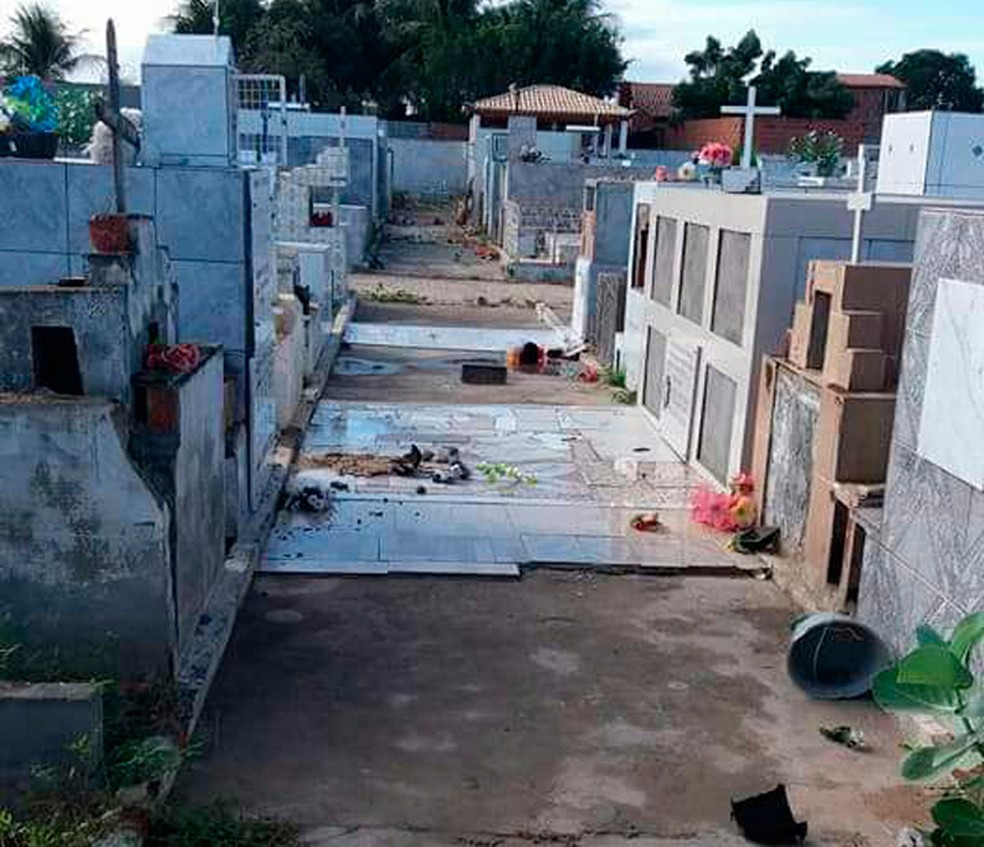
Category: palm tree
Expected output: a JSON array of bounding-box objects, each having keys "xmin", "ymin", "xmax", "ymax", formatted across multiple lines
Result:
[
  {"xmin": 0, "ymin": 3, "xmax": 90, "ymax": 81},
  {"xmin": 167, "ymin": 0, "xmax": 264, "ymax": 52}
]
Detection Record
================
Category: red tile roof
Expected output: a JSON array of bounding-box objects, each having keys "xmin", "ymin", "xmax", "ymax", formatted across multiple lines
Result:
[
  {"xmin": 619, "ymin": 82, "xmax": 675, "ymax": 121},
  {"xmin": 471, "ymin": 85, "xmax": 632, "ymax": 121},
  {"xmin": 837, "ymin": 73, "xmax": 905, "ymax": 90}
]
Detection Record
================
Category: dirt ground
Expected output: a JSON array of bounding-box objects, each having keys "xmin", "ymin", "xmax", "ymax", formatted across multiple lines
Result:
[
  {"xmin": 178, "ymin": 572, "xmax": 923, "ymax": 846},
  {"xmin": 350, "ymin": 272, "xmax": 573, "ymax": 318},
  {"xmin": 328, "ymin": 345, "xmax": 618, "ymax": 405}
]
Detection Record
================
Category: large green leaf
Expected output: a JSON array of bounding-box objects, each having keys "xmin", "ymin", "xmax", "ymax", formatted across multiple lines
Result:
[
  {"xmin": 919, "ymin": 624, "xmax": 949, "ymax": 647},
  {"xmin": 897, "ymin": 646, "xmax": 974, "ymax": 689},
  {"xmin": 902, "ymin": 737, "xmax": 984, "ymax": 781},
  {"xmin": 934, "ymin": 799, "xmax": 984, "ymax": 838},
  {"xmin": 951, "ymin": 614, "xmax": 984, "ymax": 665},
  {"xmin": 874, "ymin": 667, "xmax": 962, "ymax": 713}
]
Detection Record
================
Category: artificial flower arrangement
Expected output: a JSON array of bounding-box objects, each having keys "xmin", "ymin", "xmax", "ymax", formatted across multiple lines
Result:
[
  {"xmin": 690, "ymin": 471, "xmax": 757, "ymax": 533},
  {"xmin": 0, "ymin": 75, "xmax": 60, "ymax": 159},
  {"xmin": 697, "ymin": 141, "xmax": 734, "ymax": 171}
]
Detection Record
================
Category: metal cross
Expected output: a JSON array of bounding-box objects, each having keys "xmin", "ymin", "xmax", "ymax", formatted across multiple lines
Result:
[
  {"xmin": 94, "ymin": 20, "xmax": 140, "ymax": 214},
  {"xmin": 721, "ymin": 86, "xmax": 781, "ymax": 170}
]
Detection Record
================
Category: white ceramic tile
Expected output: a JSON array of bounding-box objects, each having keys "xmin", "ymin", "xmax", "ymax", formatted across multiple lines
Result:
[
  {"xmin": 344, "ymin": 323, "xmax": 560, "ymax": 351},
  {"xmin": 380, "ymin": 532, "xmax": 497, "ymax": 562},
  {"xmin": 918, "ymin": 278, "xmax": 984, "ymax": 489},
  {"xmin": 520, "ymin": 534, "xmax": 584, "ymax": 563}
]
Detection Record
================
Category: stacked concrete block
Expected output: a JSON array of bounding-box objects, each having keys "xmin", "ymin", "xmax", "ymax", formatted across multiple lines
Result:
[
  {"xmin": 788, "ymin": 261, "xmax": 910, "ymax": 391},
  {"xmin": 752, "ymin": 259, "xmax": 913, "ymax": 612}
]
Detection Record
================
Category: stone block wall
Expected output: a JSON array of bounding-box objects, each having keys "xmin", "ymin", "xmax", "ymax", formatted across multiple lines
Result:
[{"xmin": 859, "ymin": 208, "xmax": 984, "ymax": 651}]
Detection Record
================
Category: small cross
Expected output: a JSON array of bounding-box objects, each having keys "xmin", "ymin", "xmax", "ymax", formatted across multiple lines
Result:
[
  {"xmin": 847, "ymin": 144, "xmax": 874, "ymax": 264},
  {"xmin": 720, "ymin": 86, "xmax": 780, "ymax": 170},
  {"xmin": 93, "ymin": 20, "xmax": 140, "ymax": 214}
]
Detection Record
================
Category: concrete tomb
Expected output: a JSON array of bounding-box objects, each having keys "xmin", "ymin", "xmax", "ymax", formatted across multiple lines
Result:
[
  {"xmin": 0, "ymin": 216, "xmax": 225, "ymax": 678},
  {"xmin": 620, "ymin": 181, "xmax": 965, "ymax": 483},
  {"xmin": 572, "ymin": 179, "xmax": 633, "ymax": 361},
  {"xmin": 858, "ymin": 207, "xmax": 984, "ymax": 652}
]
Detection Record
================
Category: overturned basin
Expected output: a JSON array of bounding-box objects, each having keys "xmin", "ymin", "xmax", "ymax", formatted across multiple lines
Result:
[{"xmin": 787, "ymin": 613, "xmax": 893, "ymax": 699}]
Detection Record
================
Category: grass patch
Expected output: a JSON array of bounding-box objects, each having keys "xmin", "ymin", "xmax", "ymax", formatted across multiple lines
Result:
[
  {"xmin": 603, "ymin": 366, "xmax": 627, "ymax": 389},
  {"xmin": 362, "ymin": 283, "xmax": 423, "ymax": 305},
  {"xmin": 146, "ymin": 802, "xmax": 299, "ymax": 847}
]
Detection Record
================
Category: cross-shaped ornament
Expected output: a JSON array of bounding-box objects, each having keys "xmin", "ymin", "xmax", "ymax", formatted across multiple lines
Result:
[
  {"xmin": 720, "ymin": 86, "xmax": 780, "ymax": 170},
  {"xmin": 94, "ymin": 20, "xmax": 140, "ymax": 214},
  {"xmin": 847, "ymin": 144, "xmax": 874, "ymax": 264}
]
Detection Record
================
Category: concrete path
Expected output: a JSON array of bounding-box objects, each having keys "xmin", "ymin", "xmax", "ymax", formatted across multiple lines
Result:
[{"xmin": 176, "ymin": 222, "xmax": 918, "ymax": 845}]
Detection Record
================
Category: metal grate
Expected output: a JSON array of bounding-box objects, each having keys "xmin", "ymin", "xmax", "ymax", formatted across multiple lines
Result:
[{"xmin": 236, "ymin": 74, "xmax": 288, "ymax": 165}]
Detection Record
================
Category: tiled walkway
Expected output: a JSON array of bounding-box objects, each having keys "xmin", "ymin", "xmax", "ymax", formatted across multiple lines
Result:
[{"xmin": 261, "ymin": 402, "xmax": 759, "ymax": 575}]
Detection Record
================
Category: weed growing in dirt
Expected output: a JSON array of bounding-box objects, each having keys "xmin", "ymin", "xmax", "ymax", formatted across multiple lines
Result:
[{"xmin": 146, "ymin": 802, "xmax": 299, "ymax": 847}]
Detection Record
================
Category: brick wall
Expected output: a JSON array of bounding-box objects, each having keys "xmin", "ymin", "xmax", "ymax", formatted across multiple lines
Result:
[{"xmin": 665, "ymin": 116, "xmax": 868, "ymax": 155}]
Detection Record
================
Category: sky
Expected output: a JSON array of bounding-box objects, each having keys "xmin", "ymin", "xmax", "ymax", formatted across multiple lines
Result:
[{"xmin": 1, "ymin": 0, "xmax": 984, "ymax": 85}]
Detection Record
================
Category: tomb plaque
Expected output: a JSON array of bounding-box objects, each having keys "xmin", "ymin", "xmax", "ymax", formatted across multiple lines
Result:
[{"xmin": 662, "ymin": 339, "xmax": 701, "ymax": 459}]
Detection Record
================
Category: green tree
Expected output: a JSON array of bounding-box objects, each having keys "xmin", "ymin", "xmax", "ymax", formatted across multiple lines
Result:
[
  {"xmin": 481, "ymin": 0, "xmax": 627, "ymax": 98},
  {"xmin": 672, "ymin": 30, "xmax": 852, "ymax": 120},
  {"xmin": 877, "ymin": 49, "xmax": 983, "ymax": 112},
  {"xmin": 168, "ymin": 0, "xmax": 265, "ymax": 54},
  {"xmin": 0, "ymin": 3, "xmax": 92, "ymax": 80},
  {"xmin": 240, "ymin": 0, "xmax": 396, "ymax": 111},
  {"xmin": 754, "ymin": 50, "xmax": 853, "ymax": 118}
]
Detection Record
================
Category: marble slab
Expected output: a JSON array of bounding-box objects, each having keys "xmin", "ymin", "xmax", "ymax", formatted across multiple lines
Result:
[{"xmin": 917, "ymin": 277, "xmax": 984, "ymax": 490}]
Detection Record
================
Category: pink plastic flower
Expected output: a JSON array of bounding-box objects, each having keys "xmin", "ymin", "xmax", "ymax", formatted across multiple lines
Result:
[
  {"xmin": 731, "ymin": 472, "xmax": 755, "ymax": 495},
  {"xmin": 698, "ymin": 142, "xmax": 733, "ymax": 169}
]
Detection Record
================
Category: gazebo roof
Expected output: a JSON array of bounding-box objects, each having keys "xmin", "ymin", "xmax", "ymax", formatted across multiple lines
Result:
[{"xmin": 470, "ymin": 85, "xmax": 632, "ymax": 124}]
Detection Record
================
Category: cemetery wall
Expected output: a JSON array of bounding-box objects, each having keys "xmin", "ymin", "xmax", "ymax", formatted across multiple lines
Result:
[
  {"xmin": 0, "ymin": 160, "xmax": 251, "ymax": 349},
  {"xmin": 507, "ymin": 161, "xmax": 651, "ymax": 207},
  {"xmin": 0, "ymin": 399, "xmax": 174, "ymax": 676},
  {"xmin": 389, "ymin": 137, "xmax": 468, "ymax": 196},
  {"xmin": 859, "ymin": 207, "xmax": 984, "ymax": 651},
  {"xmin": 665, "ymin": 116, "xmax": 867, "ymax": 155}
]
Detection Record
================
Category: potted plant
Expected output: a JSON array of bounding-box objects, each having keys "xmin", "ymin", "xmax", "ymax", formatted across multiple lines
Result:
[
  {"xmin": 875, "ymin": 612, "xmax": 984, "ymax": 846},
  {"xmin": 0, "ymin": 76, "xmax": 59, "ymax": 159},
  {"xmin": 789, "ymin": 130, "xmax": 844, "ymax": 182},
  {"xmin": 90, "ymin": 200, "xmax": 130, "ymax": 254}
]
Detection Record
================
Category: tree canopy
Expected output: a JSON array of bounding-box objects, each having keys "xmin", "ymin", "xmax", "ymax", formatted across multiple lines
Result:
[
  {"xmin": 169, "ymin": 0, "xmax": 627, "ymax": 120},
  {"xmin": 0, "ymin": 3, "xmax": 93, "ymax": 81},
  {"xmin": 672, "ymin": 30, "xmax": 852, "ymax": 120},
  {"xmin": 877, "ymin": 50, "xmax": 983, "ymax": 112}
]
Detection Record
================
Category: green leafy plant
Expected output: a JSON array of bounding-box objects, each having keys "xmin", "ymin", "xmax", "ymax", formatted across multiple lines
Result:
[
  {"xmin": 107, "ymin": 734, "xmax": 195, "ymax": 790},
  {"xmin": 52, "ymin": 86, "xmax": 94, "ymax": 147},
  {"xmin": 476, "ymin": 462, "xmax": 537, "ymax": 487},
  {"xmin": 788, "ymin": 130, "xmax": 844, "ymax": 178},
  {"xmin": 604, "ymin": 366, "xmax": 627, "ymax": 389},
  {"xmin": 875, "ymin": 612, "xmax": 984, "ymax": 845}
]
